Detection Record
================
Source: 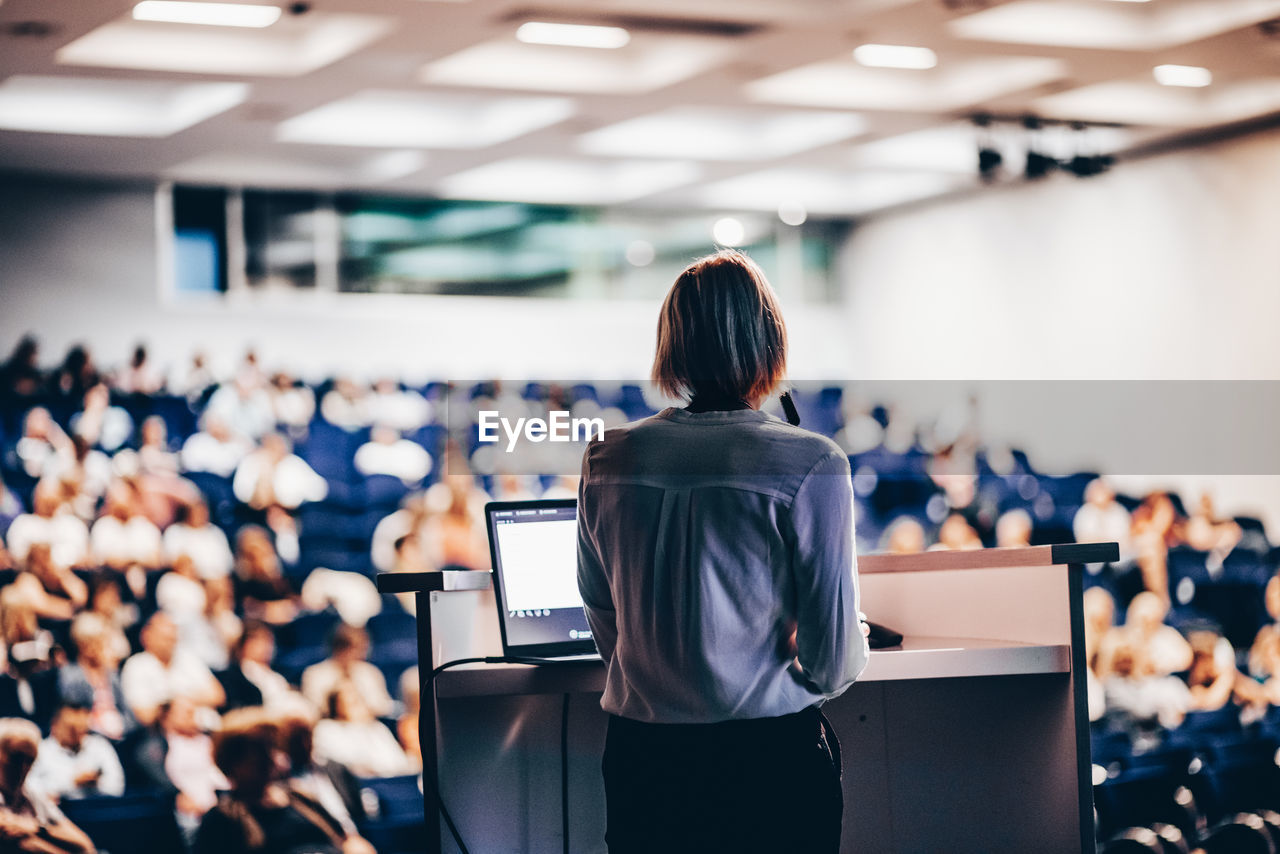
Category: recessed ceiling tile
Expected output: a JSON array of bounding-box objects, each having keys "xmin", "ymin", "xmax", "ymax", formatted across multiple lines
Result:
[
  {"xmin": 746, "ymin": 55, "xmax": 1067, "ymax": 112},
  {"xmin": 695, "ymin": 167, "xmax": 973, "ymax": 215},
  {"xmin": 578, "ymin": 107, "xmax": 866, "ymax": 160},
  {"xmin": 57, "ymin": 10, "xmax": 391, "ymax": 76},
  {"xmin": 437, "ymin": 157, "xmax": 702, "ymax": 204},
  {"xmin": 948, "ymin": 0, "xmax": 1280, "ymax": 51},
  {"xmin": 421, "ymin": 35, "xmax": 735, "ymax": 94},
  {"xmin": 0, "ymin": 75, "xmax": 247, "ymax": 137},
  {"xmin": 277, "ymin": 91, "xmax": 575, "ymax": 148},
  {"xmin": 1035, "ymin": 77, "xmax": 1280, "ymax": 127}
]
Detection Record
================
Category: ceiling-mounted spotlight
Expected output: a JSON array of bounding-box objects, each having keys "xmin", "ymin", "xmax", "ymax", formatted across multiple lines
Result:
[
  {"xmin": 1022, "ymin": 116, "xmax": 1057, "ymax": 180},
  {"xmin": 972, "ymin": 114, "xmax": 1002, "ymax": 183}
]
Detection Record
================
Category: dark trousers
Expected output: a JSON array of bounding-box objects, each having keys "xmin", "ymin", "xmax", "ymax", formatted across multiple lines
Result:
[{"xmin": 602, "ymin": 706, "xmax": 843, "ymax": 854}]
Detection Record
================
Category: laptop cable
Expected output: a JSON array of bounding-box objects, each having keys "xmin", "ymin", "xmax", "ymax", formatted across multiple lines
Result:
[{"xmin": 426, "ymin": 655, "xmax": 585, "ymax": 854}]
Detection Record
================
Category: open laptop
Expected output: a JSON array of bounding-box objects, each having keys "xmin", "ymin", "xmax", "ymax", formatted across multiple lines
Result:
[{"xmin": 485, "ymin": 499, "xmax": 600, "ymax": 660}]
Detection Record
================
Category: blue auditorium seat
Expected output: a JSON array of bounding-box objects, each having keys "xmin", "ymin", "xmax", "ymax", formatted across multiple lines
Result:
[
  {"xmin": 364, "ymin": 474, "xmax": 416, "ymax": 508},
  {"xmin": 357, "ymin": 774, "xmax": 426, "ymax": 854},
  {"xmin": 59, "ymin": 791, "xmax": 186, "ymax": 854},
  {"xmin": 1094, "ymin": 765, "xmax": 1201, "ymax": 841}
]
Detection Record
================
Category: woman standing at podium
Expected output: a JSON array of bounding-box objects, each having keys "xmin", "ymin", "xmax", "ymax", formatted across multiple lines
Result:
[{"xmin": 577, "ymin": 249, "xmax": 871, "ymax": 854}]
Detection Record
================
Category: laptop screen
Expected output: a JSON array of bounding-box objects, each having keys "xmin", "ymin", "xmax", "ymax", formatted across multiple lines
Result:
[{"xmin": 486, "ymin": 500, "xmax": 598, "ymax": 657}]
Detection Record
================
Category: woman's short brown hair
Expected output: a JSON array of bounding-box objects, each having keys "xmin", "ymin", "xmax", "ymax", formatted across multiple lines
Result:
[{"xmin": 651, "ymin": 249, "xmax": 787, "ymax": 403}]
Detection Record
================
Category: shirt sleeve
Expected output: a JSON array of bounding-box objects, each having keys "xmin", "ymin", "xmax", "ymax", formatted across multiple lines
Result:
[
  {"xmin": 788, "ymin": 450, "xmax": 869, "ymax": 699},
  {"xmin": 576, "ymin": 450, "xmax": 618, "ymax": 663}
]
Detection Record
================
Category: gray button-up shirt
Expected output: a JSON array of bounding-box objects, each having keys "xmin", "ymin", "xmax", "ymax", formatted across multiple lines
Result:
[{"xmin": 577, "ymin": 406, "xmax": 869, "ymax": 724}]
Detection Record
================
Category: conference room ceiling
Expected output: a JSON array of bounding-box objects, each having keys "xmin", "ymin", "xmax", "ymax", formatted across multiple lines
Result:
[{"xmin": 0, "ymin": 0, "xmax": 1278, "ymax": 216}]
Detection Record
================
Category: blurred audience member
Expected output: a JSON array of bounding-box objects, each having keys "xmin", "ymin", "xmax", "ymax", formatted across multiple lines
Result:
[
  {"xmin": 205, "ymin": 377, "xmax": 274, "ymax": 442},
  {"xmin": 233, "ymin": 527, "xmax": 297, "ymax": 625},
  {"xmin": 6, "ymin": 479, "xmax": 89, "ymax": 570},
  {"xmin": 28, "ymin": 702, "xmax": 124, "ymax": 800},
  {"xmin": 59, "ymin": 613, "xmax": 134, "ymax": 742},
  {"xmin": 181, "ymin": 414, "xmax": 252, "ymax": 478},
  {"xmin": 114, "ymin": 344, "xmax": 163, "ymax": 395},
  {"xmin": 882, "ymin": 517, "xmax": 926, "ymax": 555},
  {"xmin": 266, "ymin": 373, "xmax": 314, "ymax": 433},
  {"xmin": 1131, "ymin": 492, "xmax": 1179, "ymax": 603},
  {"xmin": 300, "ymin": 625, "xmax": 392, "ymax": 719},
  {"xmin": 930, "ymin": 513, "xmax": 983, "ymax": 551},
  {"xmin": 135, "ymin": 416, "xmax": 181, "ymax": 477},
  {"xmin": 353, "ymin": 426, "xmax": 431, "ymax": 485},
  {"xmin": 18, "ymin": 543, "xmax": 87, "ymax": 619},
  {"xmin": 132, "ymin": 697, "xmax": 229, "ymax": 839},
  {"xmin": 365, "ymin": 379, "xmax": 430, "ymax": 433},
  {"xmin": 313, "ymin": 685, "xmax": 414, "ymax": 779},
  {"xmin": 1100, "ymin": 629, "xmax": 1190, "ymax": 729},
  {"xmin": 319, "ymin": 379, "xmax": 370, "ymax": 431},
  {"xmin": 0, "ymin": 717, "xmax": 96, "ymax": 853},
  {"xmin": 397, "ymin": 668, "xmax": 420, "ymax": 765},
  {"xmin": 164, "ymin": 499, "xmax": 234, "ymax": 580},
  {"xmin": 0, "ymin": 337, "xmax": 43, "ymax": 404},
  {"xmin": 120, "ymin": 613, "xmax": 224, "ymax": 727},
  {"xmin": 1083, "ymin": 587, "xmax": 1116, "ymax": 722},
  {"xmin": 233, "ymin": 433, "xmax": 327, "ymax": 512},
  {"xmin": 1074, "ymin": 479, "xmax": 1132, "ymax": 561},
  {"xmin": 89, "ymin": 481, "xmax": 163, "ymax": 571},
  {"xmin": 70, "ymin": 385, "xmax": 131, "ymax": 453},
  {"xmin": 995, "ymin": 509, "xmax": 1033, "ymax": 548},
  {"xmin": 1183, "ymin": 492, "xmax": 1243, "ymax": 570},
  {"xmin": 278, "ymin": 712, "xmax": 363, "ymax": 836},
  {"xmin": 1125, "ymin": 592, "xmax": 1192, "ymax": 676},
  {"xmin": 195, "ymin": 708, "xmax": 373, "ymax": 854},
  {"xmin": 14, "ymin": 408, "xmax": 72, "ymax": 480},
  {"xmin": 218, "ymin": 621, "xmax": 297, "ymax": 712}
]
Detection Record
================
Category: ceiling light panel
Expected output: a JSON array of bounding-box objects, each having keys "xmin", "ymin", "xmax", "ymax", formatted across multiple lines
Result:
[
  {"xmin": 949, "ymin": 0, "xmax": 1280, "ymax": 51},
  {"xmin": 853, "ymin": 44, "xmax": 938, "ymax": 70},
  {"xmin": 277, "ymin": 91, "xmax": 574, "ymax": 148},
  {"xmin": 1154, "ymin": 64, "xmax": 1213, "ymax": 88},
  {"xmin": 421, "ymin": 35, "xmax": 734, "ymax": 94},
  {"xmin": 578, "ymin": 107, "xmax": 866, "ymax": 161},
  {"xmin": 132, "ymin": 1, "xmax": 282, "ymax": 28},
  {"xmin": 695, "ymin": 167, "xmax": 971, "ymax": 215},
  {"xmin": 57, "ymin": 10, "xmax": 390, "ymax": 76},
  {"xmin": 1035, "ymin": 77, "xmax": 1280, "ymax": 127},
  {"xmin": 437, "ymin": 157, "xmax": 701, "ymax": 204},
  {"xmin": 747, "ymin": 55, "xmax": 1066, "ymax": 112},
  {"xmin": 0, "ymin": 75, "xmax": 248, "ymax": 137},
  {"xmin": 515, "ymin": 22, "xmax": 630, "ymax": 49}
]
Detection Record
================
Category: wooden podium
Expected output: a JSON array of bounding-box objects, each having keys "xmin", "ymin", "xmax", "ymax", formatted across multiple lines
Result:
[{"xmin": 376, "ymin": 541, "xmax": 1116, "ymax": 854}]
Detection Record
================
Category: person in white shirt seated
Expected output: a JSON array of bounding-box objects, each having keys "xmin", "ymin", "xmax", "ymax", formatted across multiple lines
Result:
[
  {"xmin": 163, "ymin": 499, "xmax": 233, "ymax": 581},
  {"xmin": 319, "ymin": 378, "xmax": 371, "ymax": 431},
  {"xmin": 233, "ymin": 433, "xmax": 328, "ymax": 512},
  {"xmin": 181, "ymin": 414, "xmax": 253, "ymax": 479},
  {"xmin": 217, "ymin": 620, "xmax": 302, "ymax": 713},
  {"xmin": 131, "ymin": 696, "xmax": 229, "ymax": 839},
  {"xmin": 204, "ymin": 376, "xmax": 275, "ymax": 442},
  {"xmin": 14, "ymin": 407, "xmax": 73, "ymax": 480},
  {"xmin": 70, "ymin": 384, "xmax": 132, "ymax": 454},
  {"xmin": 90, "ymin": 481, "xmax": 163, "ymax": 571},
  {"xmin": 120, "ymin": 613, "xmax": 225, "ymax": 727},
  {"xmin": 1124, "ymin": 591, "xmax": 1193, "ymax": 676},
  {"xmin": 5, "ymin": 479, "xmax": 89, "ymax": 571},
  {"xmin": 353, "ymin": 426, "xmax": 432, "ymax": 485},
  {"xmin": 267, "ymin": 373, "xmax": 315, "ymax": 432},
  {"xmin": 17, "ymin": 543, "xmax": 88, "ymax": 621},
  {"xmin": 312, "ymin": 684, "xmax": 415, "ymax": 779},
  {"xmin": 300, "ymin": 625, "xmax": 393, "ymax": 719},
  {"xmin": 1074, "ymin": 478, "xmax": 1133, "ymax": 562},
  {"xmin": 365, "ymin": 379, "xmax": 431, "ymax": 433},
  {"xmin": 28, "ymin": 702, "xmax": 125, "ymax": 800},
  {"xmin": 0, "ymin": 718, "xmax": 96, "ymax": 854}
]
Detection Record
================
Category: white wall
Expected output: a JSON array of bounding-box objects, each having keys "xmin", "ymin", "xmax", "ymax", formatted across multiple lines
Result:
[{"xmin": 841, "ymin": 126, "xmax": 1280, "ymax": 381}]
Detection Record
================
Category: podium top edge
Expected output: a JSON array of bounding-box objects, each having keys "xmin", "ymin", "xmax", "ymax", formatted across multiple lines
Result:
[
  {"xmin": 859, "ymin": 542, "xmax": 1119, "ymax": 574},
  {"xmin": 376, "ymin": 570, "xmax": 493, "ymax": 594}
]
